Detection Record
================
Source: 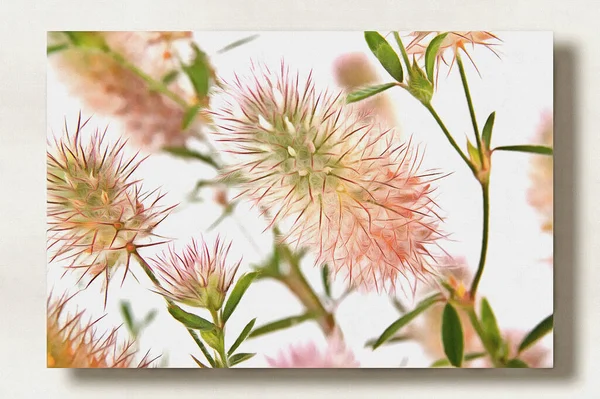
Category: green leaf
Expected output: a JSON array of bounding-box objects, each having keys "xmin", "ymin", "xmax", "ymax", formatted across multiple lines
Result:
[
  {"xmin": 222, "ymin": 272, "xmax": 259, "ymax": 323},
  {"xmin": 200, "ymin": 329, "xmax": 222, "ymax": 351},
  {"xmin": 364, "ymin": 31, "xmax": 404, "ymax": 82},
  {"xmin": 506, "ymin": 358, "xmax": 530, "ymax": 368},
  {"xmin": 183, "ymin": 44, "xmax": 211, "ymax": 98},
  {"xmin": 431, "ymin": 352, "xmax": 486, "ymax": 367},
  {"xmin": 346, "ymin": 82, "xmax": 398, "ymax": 104},
  {"xmin": 442, "ymin": 303, "xmax": 464, "ymax": 367},
  {"xmin": 162, "ymin": 146, "xmax": 219, "ymax": 168},
  {"xmin": 217, "ymin": 34, "xmax": 259, "ymax": 54},
  {"xmin": 407, "ymin": 59, "xmax": 433, "ymax": 104},
  {"xmin": 229, "ymin": 352, "xmax": 256, "ymax": 366},
  {"xmin": 424, "ymin": 32, "xmax": 448, "ymax": 84},
  {"xmin": 143, "ymin": 309, "xmax": 158, "ymax": 326},
  {"xmin": 365, "ymin": 334, "xmax": 410, "ymax": 348},
  {"xmin": 182, "ymin": 105, "xmax": 201, "ymax": 130},
  {"xmin": 518, "ymin": 314, "xmax": 553, "ymax": 353},
  {"xmin": 249, "ymin": 312, "xmax": 318, "ymax": 338},
  {"xmin": 227, "ymin": 318, "xmax": 257, "ymax": 356},
  {"xmin": 372, "ymin": 293, "xmax": 442, "ymax": 349},
  {"xmin": 482, "ymin": 112, "xmax": 496, "ymax": 150},
  {"xmin": 494, "ymin": 145, "xmax": 553, "ymax": 156},
  {"xmin": 119, "ymin": 301, "xmax": 135, "ymax": 335},
  {"xmin": 47, "ymin": 43, "xmax": 69, "ymax": 55},
  {"xmin": 467, "ymin": 139, "xmax": 481, "ymax": 169},
  {"xmin": 321, "ymin": 264, "xmax": 332, "ymax": 298},
  {"xmin": 167, "ymin": 303, "xmax": 215, "ymax": 331},
  {"xmin": 191, "ymin": 355, "xmax": 208, "ymax": 368},
  {"xmin": 63, "ymin": 31, "xmax": 108, "ymax": 51},
  {"xmin": 480, "ymin": 298, "xmax": 502, "ymax": 354},
  {"xmin": 161, "ymin": 70, "xmax": 179, "ymax": 85},
  {"xmin": 188, "ymin": 329, "xmax": 216, "ymax": 367}
]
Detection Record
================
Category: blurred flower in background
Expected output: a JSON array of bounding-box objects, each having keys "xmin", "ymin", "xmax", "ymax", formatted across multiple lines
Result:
[
  {"xmin": 47, "ymin": 293, "xmax": 155, "ymax": 368},
  {"xmin": 48, "ymin": 31, "xmax": 213, "ymax": 150},
  {"xmin": 528, "ymin": 111, "xmax": 553, "ymax": 233},
  {"xmin": 212, "ymin": 65, "xmax": 445, "ymax": 293},
  {"xmin": 266, "ymin": 330, "xmax": 359, "ymax": 368}
]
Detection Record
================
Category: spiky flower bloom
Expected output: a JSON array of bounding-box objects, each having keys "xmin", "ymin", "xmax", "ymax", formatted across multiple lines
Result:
[
  {"xmin": 528, "ymin": 112, "xmax": 553, "ymax": 233},
  {"xmin": 212, "ymin": 64, "xmax": 444, "ymax": 292},
  {"xmin": 267, "ymin": 332, "xmax": 359, "ymax": 368},
  {"xmin": 49, "ymin": 31, "xmax": 212, "ymax": 149},
  {"xmin": 47, "ymin": 116, "xmax": 174, "ymax": 299},
  {"xmin": 47, "ymin": 293, "xmax": 155, "ymax": 368},
  {"xmin": 406, "ymin": 31, "xmax": 501, "ymax": 79},
  {"xmin": 150, "ymin": 237, "xmax": 241, "ymax": 310},
  {"xmin": 332, "ymin": 52, "xmax": 398, "ymax": 127}
]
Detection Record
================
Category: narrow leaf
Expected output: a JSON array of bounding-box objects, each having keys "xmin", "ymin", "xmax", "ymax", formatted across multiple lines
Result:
[
  {"xmin": 506, "ymin": 358, "xmax": 529, "ymax": 368},
  {"xmin": 425, "ymin": 33, "xmax": 448, "ymax": 83},
  {"xmin": 229, "ymin": 352, "xmax": 256, "ymax": 366},
  {"xmin": 482, "ymin": 112, "xmax": 496, "ymax": 150},
  {"xmin": 364, "ymin": 31, "xmax": 403, "ymax": 82},
  {"xmin": 431, "ymin": 352, "xmax": 486, "ymax": 367},
  {"xmin": 467, "ymin": 139, "xmax": 481, "ymax": 169},
  {"xmin": 182, "ymin": 105, "xmax": 201, "ymax": 130},
  {"xmin": 188, "ymin": 329, "xmax": 216, "ymax": 367},
  {"xmin": 346, "ymin": 82, "xmax": 397, "ymax": 104},
  {"xmin": 119, "ymin": 301, "xmax": 135, "ymax": 335},
  {"xmin": 47, "ymin": 43, "xmax": 69, "ymax": 55},
  {"xmin": 161, "ymin": 70, "xmax": 179, "ymax": 85},
  {"xmin": 372, "ymin": 293, "xmax": 442, "ymax": 349},
  {"xmin": 200, "ymin": 329, "xmax": 222, "ymax": 351},
  {"xmin": 494, "ymin": 145, "xmax": 553, "ymax": 156},
  {"xmin": 249, "ymin": 312, "xmax": 318, "ymax": 338},
  {"xmin": 321, "ymin": 264, "xmax": 332, "ymax": 298},
  {"xmin": 222, "ymin": 272, "xmax": 259, "ymax": 323},
  {"xmin": 162, "ymin": 146, "xmax": 219, "ymax": 168},
  {"xmin": 480, "ymin": 298, "xmax": 502, "ymax": 353},
  {"xmin": 227, "ymin": 318, "xmax": 257, "ymax": 356},
  {"xmin": 217, "ymin": 34, "xmax": 259, "ymax": 54},
  {"xmin": 143, "ymin": 309, "xmax": 158, "ymax": 326},
  {"xmin": 442, "ymin": 303, "xmax": 464, "ymax": 367},
  {"xmin": 168, "ymin": 303, "xmax": 215, "ymax": 331},
  {"xmin": 183, "ymin": 44, "xmax": 211, "ymax": 98},
  {"xmin": 191, "ymin": 355, "xmax": 208, "ymax": 368},
  {"xmin": 518, "ymin": 314, "xmax": 553, "ymax": 353},
  {"xmin": 365, "ymin": 334, "xmax": 410, "ymax": 348}
]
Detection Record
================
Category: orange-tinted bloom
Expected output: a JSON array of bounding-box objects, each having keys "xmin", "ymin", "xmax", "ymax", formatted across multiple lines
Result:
[
  {"xmin": 213, "ymin": 64, "xmax": 445, "ymax": 292},
  {"xmin": 150, "ymin": 237, "xmax": 241, "ymax": 310},
  {"xmin": 47, "ymin": 293, "xmax": 155, "ymax": 368},
  {"xmin": 49, "ymin": 31, "xmax": 212, "ymax": 150},
  {"xmin": 47, "ymin": 116, "xmax": 175, "ymax": 300},
  {"xmin": 406, "ymin": 31, "xmax": 501, "ymax": 80}
]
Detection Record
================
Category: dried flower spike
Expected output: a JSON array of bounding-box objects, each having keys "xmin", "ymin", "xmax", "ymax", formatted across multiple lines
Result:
[
  {"xmin": 150, "ymin": 237, "xmax": 241, "ymax": 310},
  {"xmin": 49, "ymin": 31, "xmax": 212, "ymax": 150},
  {"xmin": 47, "ymin": 292, "xmax": 155, "ymax": 368},
  {"xmin": 267, "ymin": 331, "xmax": 359, "ymax": 368},
  {"xmin": 212, "ymin": 64, "xmax": 445, "ymax": 293},
  {"xmin": 406, "ymin": 31, "xmax": 501, "ymax": 80},
  {"xmin": 47, "ymin": 115, "xmax": 174, "ymax": 300}
]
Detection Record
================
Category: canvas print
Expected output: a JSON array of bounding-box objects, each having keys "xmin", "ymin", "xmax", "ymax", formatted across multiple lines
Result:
[{"xmin": 46, "ymin": 31, "xmax": 553, "ymax": 368}]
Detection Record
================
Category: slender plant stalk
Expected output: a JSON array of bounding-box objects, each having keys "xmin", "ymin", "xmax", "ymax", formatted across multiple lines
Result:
[
  {"xmin": 456, "ymin": 53, "xmax": 484, "ymax": 162},
  {"xmin": 393, "ymin": 32, "xmax": 412, "ymax": 68},
  {"xmin": 469, "ymin": 181, "xmax": 490, "ymax": 298}
]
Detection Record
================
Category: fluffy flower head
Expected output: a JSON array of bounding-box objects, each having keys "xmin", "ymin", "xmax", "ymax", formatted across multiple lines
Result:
[
  {"xmin": 213, "ymin": 64, "xmax": 444, "ymax": 292},
  {"xmin": 528, "ymin": 111, "xmax": 553, "ymax": 233},
  {"xmin": 267, "ymin": 332, "xmax": 358, "ymax": 368},
  {"xmin": 150, "ymin": 237, "xmax": 241, "ymax": 310}
]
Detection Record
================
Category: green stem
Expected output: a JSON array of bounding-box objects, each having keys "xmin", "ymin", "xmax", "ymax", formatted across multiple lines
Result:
[
  {"xmin": 466, "ymin": 307, "xmax": 502, "ymax": 367},
  {"xmin": 278, "ymin": 246, "xmax": 337, "ymax": 336},
  {"xmin": 456, "ymin": 54, "xmax": 484, "ymax": 162},
  {"xmin": 393, "ymin": 31, "xmax": 412, "ymax": 69},
  {"xmin": 424, "ymin": 103, "xmax": 478, "ymax": 176},
  {"xmin": 107, "ymin": 50, "xmax": 190, "ymax": 108},
  {"xmin": 210, "ymin": 309, "xmax": 229, "ymax": 368},
  {"xmin": 469, "ymin": 181, "xmax": 490, "ymax": 298}
]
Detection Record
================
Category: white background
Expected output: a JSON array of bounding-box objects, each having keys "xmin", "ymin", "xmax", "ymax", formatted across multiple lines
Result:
[{"xmin": 0, "ymin": 0, "xmax": 596, "ymax": 397}]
